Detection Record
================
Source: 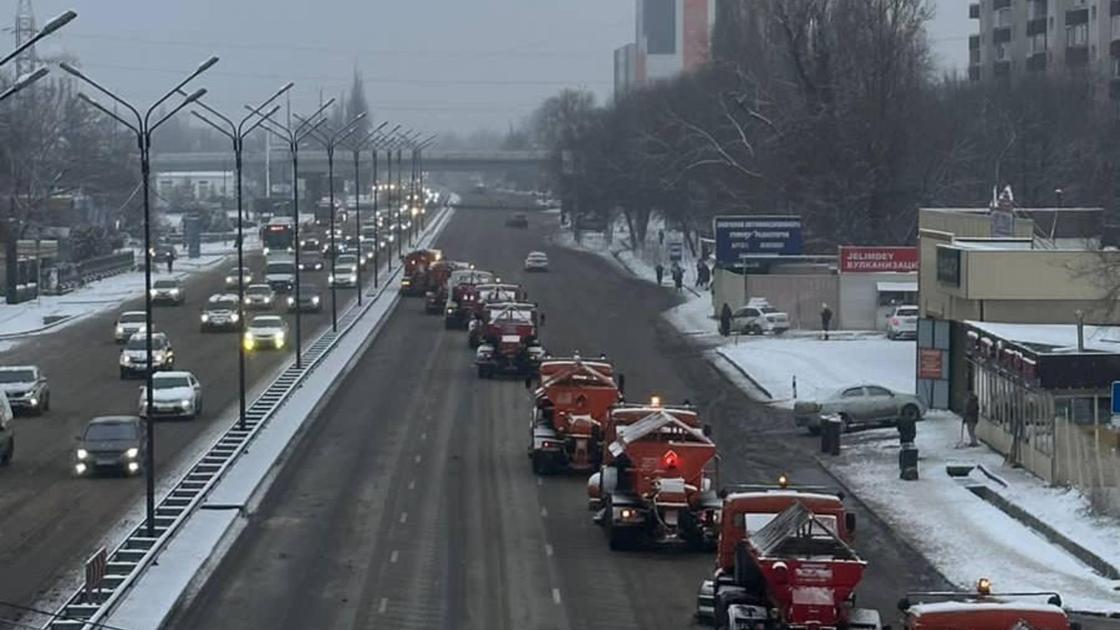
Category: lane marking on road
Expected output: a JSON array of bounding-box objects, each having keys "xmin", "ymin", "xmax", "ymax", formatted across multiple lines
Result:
[
  {"xmin": 540, "ymin": 506, "xmax": 548, "ymax": 518},
  {"xmin": 421, "ymin": 432, "xmax": 427, "ymax": 441},
  {"xmin": 378, "ymin": 598, "xmax": 388, "ymax": 614},
  {"xmin": 414, "ymin": 454, "xmax": 422, "ymax": 464},
  {"xmin": 552, "ymin": 588, "xmax": 562, "ymax": 605},
  {"xmin": 544, "ymin": 543, "xmax": 554, "ymax": 557},
  {"xmin": 390, "ymin": 550, "xmax": 399, "ymax": 563},
  {"xmin": 399, "ymin": 512, "xmax": 408, "ymax": 524},
  {"xmin": 537, "ymin": 478, "xmax": 542, "ymax": 487},
  {"xmin": 408, "ymin": 479, "xmax": 416, "ymax": 490}
]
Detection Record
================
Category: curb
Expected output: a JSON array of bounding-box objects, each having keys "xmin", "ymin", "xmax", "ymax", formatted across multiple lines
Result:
[
  {"xmin": 0, "ymin": 314, "xmax": 77, "ymax": 340},
  {"xmin": 713, "ymin": 347, "xmax": 774, "ymax": 400}
]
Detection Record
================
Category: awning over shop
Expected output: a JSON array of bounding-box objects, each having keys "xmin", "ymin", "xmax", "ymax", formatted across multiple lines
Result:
[{"xmin": 876, "ymin": 281, "xmax": 918, "ymax": 293}]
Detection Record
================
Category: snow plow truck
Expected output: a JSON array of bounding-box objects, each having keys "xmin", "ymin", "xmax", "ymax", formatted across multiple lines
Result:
[
  {"xmin": 528, "ymin": 355, "xmax": 622, "ymax": 475},
  {"xmin": 468, "ymin": 283, "xmax": 526, "ymax": 347},
  {"xmin": 423, "ymin": 260, "xmax": 468, "ymax": 314},
  {"xmin": 400, "ymin": 248, "xmax": 442, "ymax": 296},
  {"xmin": 474, "ymin": 303, "xmax": 545, "ymax": 378},
  {"xmin": 444, "ymin": 268, "xmax": 495, "ymax": 329},
  {"xmin": 896, "ymin": 580, "xmax": 1076, "ymax": 630},
  {"xmin": 587, "ymin": 400, "xmax": 721, "ymax": 550},
  {"xmin": 694, "ymin": 479, "xmax": 869, "ymax": 623}
]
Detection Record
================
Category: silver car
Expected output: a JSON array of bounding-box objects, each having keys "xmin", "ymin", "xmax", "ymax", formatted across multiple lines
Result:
[
  {"xmin": 794, "ymin": 384, "xmax": 924, "ymax": 434},
  {"xmin": 114, "ymin": 311, "xmax": 147, "ymax": 343}
]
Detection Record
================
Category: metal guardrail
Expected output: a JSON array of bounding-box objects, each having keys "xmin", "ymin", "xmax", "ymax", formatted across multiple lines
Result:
[
  {"xmin": 42, "ymin": 210, "xmax": 447, "ymax": 630},
  {"xmin": 76, "ymin": 252, "xmax": 135, "ymax": 283}
]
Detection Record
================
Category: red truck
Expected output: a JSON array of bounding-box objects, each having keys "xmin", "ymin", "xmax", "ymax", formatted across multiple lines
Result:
[
  {"xmin": 444, "ymin": 268, "xmax": 495, "ymax": 329},
  {"xmin": 897, "ymin": 581, "xmax": 1076, "ymax": 630},
  {"xmin": 468, "ymin": 283, "xmax": 525, "ymax": 347},
  {"xmin": 423, "ymin": 260, "xmax": 468, "ymax": 314},
  {"xmin": 587, "ymin": 401, "xmax": 721, "ymax": 550},
  {"xmin": 400, "ymin": 248, "xmax": 443, "ymax": 296},
  {"xmin": 473, "ymin": 303, "xmax": 545, "ymax": 378},
  {"xmin": 528, "ymin": 355, "xmax": 622, "ymax": 475}
]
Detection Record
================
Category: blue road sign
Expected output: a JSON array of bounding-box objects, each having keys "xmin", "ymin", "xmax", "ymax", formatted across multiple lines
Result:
[
  {"xmin": 713, "ymin": 215, "xmax": 802, "ymax": 266},
  {"xmin": 1112, "ymin": 381, "xmax": 1120, "ymax": 415}
]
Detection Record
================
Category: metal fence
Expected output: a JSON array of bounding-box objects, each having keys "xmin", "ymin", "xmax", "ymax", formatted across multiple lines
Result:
[{"xmin": 1053, "ymin": 418, "xmax": 1120, "ymax": 518}]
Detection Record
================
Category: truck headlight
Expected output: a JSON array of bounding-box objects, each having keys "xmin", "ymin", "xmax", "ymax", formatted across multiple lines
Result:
[
  {"xmin": 201, "ymin": 314, "xmax": 210, "ymax": 323},
  {"xmin": 125, "ymin": 447, "xmax": 139, "ymax": 459},
  {"xmin": 76, "ymin": 448, "xmax": 89, "ymax": 460}
]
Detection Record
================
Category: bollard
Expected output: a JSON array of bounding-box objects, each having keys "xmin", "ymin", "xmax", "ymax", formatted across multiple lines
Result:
[
  {"xmin": 792, "ymin": 375, "xmax": 797, "ymax": 400},
  {"xmin": 899, "ymin": 443, "xmax": 919, "ymax": 480},
  {"xmin": 820, "ymin": 414, "xmax": 842, "ymax": 456}
]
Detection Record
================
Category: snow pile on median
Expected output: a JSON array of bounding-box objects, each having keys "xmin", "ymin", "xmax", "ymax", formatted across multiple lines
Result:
[{"xmin": 717, "ymin": 336, "xmax": 915, "ymax": 406}]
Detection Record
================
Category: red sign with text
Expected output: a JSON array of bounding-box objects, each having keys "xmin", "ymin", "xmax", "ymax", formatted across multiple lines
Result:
[
  {"xmin": 918, "ymin": 349, "xmax": 944, "ymax": 380},
  {"xmin": 839, "ymin": 246, "xmax": 919, "ymax": 273}
]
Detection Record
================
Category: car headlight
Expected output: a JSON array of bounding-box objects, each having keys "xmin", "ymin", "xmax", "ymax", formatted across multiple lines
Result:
[
  {"xmin": 226, "ymin": 276, "xmax": 235, "ymax": 283},
  {"xmin": 231, "ymin": 313, "xmax": 239, "ymax": 322},
  {"xmin": 75, "ymin": 462, "xmax": 88, "ymax": 475},
  {"xmin": 28, "ymin": 397, "xmax": 37, "ymax": 407},
  {"xmin": 121, "ymin": 355, "xmax": 132, "ymax": 364},
  {"xmin": 311, "ymin": 296, "xmax": 320, "ymax": 305},
  {"xmin": 148, "ymin": 290, "xmax": 157, "ymax": 297},
  {"xmin": 115, "ymin": 325, "xmax": 125, "ymax": 334},
  {"xmin": 287, "ymin": 296, "xmax": 295, "ymax": 306},
  {"xmin": 181, "ymin": 399, "xmax": 193, "ymax": 409},
  {"xmin": 243, "ymin": 335, "xmax": 255, "ymax": 351},
  {"xmin": 201, "ymin": 313, "xmax": 210, "ymax": 323},
  {"xmin": 170, "ymin": 288, "xmax": 180, "ymax": 296},
  {"xmin": 76, "ymin": 448, "xmax": 89, "ymax": 460},
  {"xmin": 328, "ymin": 274, "xmax": 335, "ymax": 282},
  {"xmin": 125, "ymin": 447, "xmax": 139, "ymax": 459}
]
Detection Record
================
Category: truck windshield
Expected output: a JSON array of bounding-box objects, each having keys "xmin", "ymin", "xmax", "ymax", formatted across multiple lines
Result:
[{"xmin": 266, "ymin": 263, "xmax": 295, "ymax": 275}]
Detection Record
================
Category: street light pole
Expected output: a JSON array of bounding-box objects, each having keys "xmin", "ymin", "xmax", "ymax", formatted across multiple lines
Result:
[
  {"xmin": 188, "ymin": 82, "xmax": 293, "ymax": 431},
  {"xmin": 346, "ymin": 121, "xmax": 389, "ymax": 304},
  {"xmin": 63, "ymin": 56, "xmax": 217, "ymax": 538}
]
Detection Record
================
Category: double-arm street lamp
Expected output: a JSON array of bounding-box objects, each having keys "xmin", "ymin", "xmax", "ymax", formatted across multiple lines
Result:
[
  {"xmin": 371, "ymin": 124, "xmax": 401, "ymax": 277},
  {"xmin": 343, "ymin": 120, "xmax": 389, "ymax": 303},
  {"xmin": 294, "ymin": 111, "xmax": 367, "ymax": 331},
  {"xmin": 409, "ymin": 135, "xmax": 437, "ymax": 244},
  {"xmin": 252, "ymin": 99, "xmax": 335, "ymax": 367},
  {"xmin": 0, "ymin": 9, "xmax": 76, "ymax": 101},
  {"xmin": 414, "ymin": 135, "xmax": 437, "ymax": 233},
  {"xmin": 61, "ymin": 56, "xmax": 218, "ymax": 538},
  {"xmin": 187, "ymin": 82, "xmax": 293, "ymax": 431}
]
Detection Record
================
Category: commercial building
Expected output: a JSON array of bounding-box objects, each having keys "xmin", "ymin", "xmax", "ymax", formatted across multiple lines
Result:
[
  {"xmin": 613, "ymin": 43, "xmax": 637, "ymax": 99},
  {"xmin": 968, "ymin": 0, "xmax": 1120, "ymax": 97},
  {"xmin": 155, "ymin": 171, "xmax": 233, "ymax": 203},
  {"xmin": 614, "ymin": 0, "xmax": 716, "ymax": 98}
]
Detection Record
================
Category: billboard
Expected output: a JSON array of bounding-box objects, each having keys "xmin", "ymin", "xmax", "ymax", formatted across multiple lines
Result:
[
  {"xmin": 713, "ymin": 215, "xmax": 803, "ymax": 266},
  {"xmin": 839, "ymin": 246, "xmax": 919, "ymax": 273}
]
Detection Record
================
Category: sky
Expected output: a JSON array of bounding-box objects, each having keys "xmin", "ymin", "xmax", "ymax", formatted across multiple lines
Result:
[{"xmin": 26, "ymin": 0, "xmax": 970, "ymax": 138}]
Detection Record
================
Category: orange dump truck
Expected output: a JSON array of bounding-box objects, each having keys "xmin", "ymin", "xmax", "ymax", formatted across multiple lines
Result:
[
  {"xmin": 897, "ymin": 581, "xmax": 1075, "ymax": 630},
  {"xmin": 400, "ymin": 248, "xmax": 442, "ymax": 296},
  {"xmin": 587, "ymin": 401, "xmax": 720, "ymax": 550},
  {"xmin": 528, "ymin": 356, "xmax": 621, "ymax": 475}
]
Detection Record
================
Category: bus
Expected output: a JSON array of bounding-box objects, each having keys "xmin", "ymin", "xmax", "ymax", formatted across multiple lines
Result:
[{"xmin": 261, "ymin": 218, "xmax": 295, "ymax": 255}]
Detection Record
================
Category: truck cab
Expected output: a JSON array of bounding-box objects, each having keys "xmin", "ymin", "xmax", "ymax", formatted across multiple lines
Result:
[
  {"xmin": 898, "ymin": 581, "xmax": 1075, "ymax": 630},
  {"xmin": 528, "ymin": 355, "xmax": 621, "ymax": 474},
  {"xmin": 474, "ymin": 303, "xmax": 544, "ymax": 378}
]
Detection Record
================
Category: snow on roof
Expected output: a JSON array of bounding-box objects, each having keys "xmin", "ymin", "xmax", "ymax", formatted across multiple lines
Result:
[
  {"xmin": 910, "ymin": 601, "xmax": 1065, "ymax": 616},
  {"xmin": 967, "ymin": 320, "xmax": 1120, "ymax": 354},
  {"xmin": 877, "ymin": 281, "xmax": 917, "ymax": 293},
  {"xmin": 950, "ymin": 240, "xmax": 1034, "ymax": 251}
]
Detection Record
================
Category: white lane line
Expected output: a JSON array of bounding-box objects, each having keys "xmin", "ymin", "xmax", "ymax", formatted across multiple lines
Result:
[
  {"xmin": 421, "ymin": 432, "xmax": 427, "ymax": 441},
  {"xmin": 414, "ymin": 454, "xmax": 422, "ymax": 464},
  {"xmin": 552, "ymin": 588, "xmax": 562, "ymax": 605},
  {"xmin": 408, "ymin": 479, "xmax": 416, "ymax": 490},
  {"xmin": 540, "ymin": 506, "xmax": 548, "ymax": 518},
  {"xmin": 544, "ymin": 543, "xmax": 554, "ymax": 557},
  {"xmin": 400, "ymin": 512, "xmax": 408, "ymax": 524},
  {"xmin": 378, "ymin": 597, "xmax": 388, "ymax": 614},
  {"xmin": 537, "ymin": 478, "xmax": 542, "ymax": 487},
  {"xmin": 390, "ymin": 550, "xmax": 399, "ymax": 563}
]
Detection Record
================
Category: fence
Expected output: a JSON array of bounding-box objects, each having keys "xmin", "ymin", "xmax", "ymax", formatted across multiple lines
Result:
[{"xmin": 1053, "ymin": 418, "xmax": 1120, "ymax": 517}]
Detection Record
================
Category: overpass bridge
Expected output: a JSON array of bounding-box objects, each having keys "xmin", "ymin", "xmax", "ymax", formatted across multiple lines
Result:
[{"xmin": 150, "ymin": 149, "xmax": 548, "ymax": 174}]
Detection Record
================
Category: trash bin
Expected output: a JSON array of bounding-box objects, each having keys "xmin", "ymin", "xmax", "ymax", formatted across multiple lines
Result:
[
  {"xmin": 897, "ymin": 415, "xmax": 917, "ymax": 445},
  {"xmin": 899, "ymin": 443, "xmax": 919, "ymax": 480},
  {"xmin": 820, "ymin": 415, "xmax": 843, "ymax": 456}
]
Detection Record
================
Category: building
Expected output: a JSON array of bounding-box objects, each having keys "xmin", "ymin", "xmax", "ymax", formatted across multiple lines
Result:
[
  {"xmin": 614, "ymin": 0, "xmax": 717, "ymax": 98},
  {"xmin": 155, "ymin": 171, "xmax": 233, "ymax": 205},
  {"xmin": 968, "ymin": 0, "xmax": 1120, "ymax": 95}
]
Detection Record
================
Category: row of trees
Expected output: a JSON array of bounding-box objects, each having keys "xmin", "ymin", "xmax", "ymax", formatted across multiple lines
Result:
[{"xmin": 529, "ymin": 0, "xmax": 1120, "ymax": 253}]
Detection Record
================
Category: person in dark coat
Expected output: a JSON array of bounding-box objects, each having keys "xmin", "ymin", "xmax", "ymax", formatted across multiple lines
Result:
[
  {"xmin": 671, "ymin": 263, "xmax": 684, "ymax": 292},
  {"xmin": 719, "ymin": 303, "xmax": 732, "ymax": 337},
  {"xmin": 655, "ymin": 263, "xmax": 664, "ymax": 286},
  {"xmin": 964, "ymin": 392, "xmax": 980, "ymax": 447},
  {"xmin": 820, "ymin": 303, "xmax": 833, "ymax": 340},
  {"xmin": 166, "ymin": 248, "xmax": 175, "ymax": 273}
]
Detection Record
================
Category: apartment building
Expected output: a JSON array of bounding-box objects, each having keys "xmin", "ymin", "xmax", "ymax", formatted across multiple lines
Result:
[
  {"xmin": 969, "ymin": 0, "xmax": 1120, "ymax": 95},
  {"xmin": 614, "ymin": 0, "xmax": 717, "ymax": 98}
]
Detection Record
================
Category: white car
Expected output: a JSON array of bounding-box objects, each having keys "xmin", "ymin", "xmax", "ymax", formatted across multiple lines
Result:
[
  {"xmin": 114, "ymin": 311, "xmax": 147, "ymax": 343},
  {"xmin": 0, "ymin": 366, "xmax": 50, "ymax": 415},
  {"xmin": 244, "ymin": 315, "xmax": 289, "ymax": 351},
  {"xmin": 265, "ymin": 258, "xmax": 296, "ymax": 293},
  {"xmin": 139, "ymin": 371, "xmax": 203, "ymax": 419},
  {"xmin": 119, "ymin": 332, "xmax": 175, "ymax": 378},
  {"xmin": 336, "ymin": 254, "xmax": 360, "ymax": 274},
  {"xmin": 200, "ymin": 294, "xmax": 241, "ymax": 332},
  {"xmin": 887, "ymin": 305, "xmax": 919, "ymax": 340},
  {"xmin": 524, "ymin": 251, "xmax": 549, "ymax": 272},
  {"xmin": 244, "ymin": 284, "xmax": 276, "ymax": 310},
  {"xmin": 329, "ymin": 264, "xmax": 358, "ymax": 288},
  {"xmin": 225, "ymin": 266, "xmax": 253, "ymax": 289},
  {"xmin": 150, "ymin": 278, "xmax": 185, "ymax": 306},
  {"xmin": 730, "ymin": 300, "xmax": 790, "ymax": 335}
]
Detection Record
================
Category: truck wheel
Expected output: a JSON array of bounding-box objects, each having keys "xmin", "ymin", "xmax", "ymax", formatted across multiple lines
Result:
[{"xmin": 42, "ymin": 394, "xmax": 50, "ymax": 412}]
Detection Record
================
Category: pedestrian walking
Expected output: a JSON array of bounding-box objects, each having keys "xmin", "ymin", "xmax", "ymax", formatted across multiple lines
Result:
[
  {"xmin": 697, "ymin": 260, "xmax": 710, "ymax": 289},
  {"xmin": 655, "ymin": 263, "xmax": 664, "ymax": 286},
  {"xmin": 964, "ymin": 392, "xmax": 980, "ymax": 447},
  {"xmin": 166, "ymin": 248, "xmax": 175, "ymax": 274},
  {"xmin": 820, "ymin": 303, "xmax": 833, "ymax": 340},
  {"xmin": 671, "ymin": 263, "xmax": 684, "ymax": 292},
  {"xmin": 719, "ymin": 303, "xmax": 732, "ymax": 337}
]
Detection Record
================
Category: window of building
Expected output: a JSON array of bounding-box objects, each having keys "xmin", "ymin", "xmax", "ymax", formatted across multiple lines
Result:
[
  {"xmin": 1112, "ymin": 14, "xmax": 1120, "ymax": 37},
  {"xmin": 1028, "ymin": 1, "xmax": 1046, "ymax": 20},
  {"xmin": 1092, "ymin": 5, "xmax": 1097, "ymax": 21},
  {"xmin": 1091, "ymin": 44, "xmax": 1097, "ymax": 59},
  {"xmin": 995, "ymin": 7, "xmax": 1012, "ymax": 28},
  {"xmin": 970, "ymin": 48, "xmax": 981, "ymax": 64},
  {"xmin": 1068, "ymin": 22, "xmax": 1089, "ymax": 46},
  {"xmin": 1030, "ymin": 32, "xmax": 1048, "ymax": 54},
  {"xmin": 995, "ymin": 42, "xmax": 1009, "ymax": 61}
]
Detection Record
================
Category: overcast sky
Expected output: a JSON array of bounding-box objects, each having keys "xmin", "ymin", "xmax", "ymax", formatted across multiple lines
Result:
[{"xmin": 30, "ymin": 0, "xmax": 969, "ymax": 137}]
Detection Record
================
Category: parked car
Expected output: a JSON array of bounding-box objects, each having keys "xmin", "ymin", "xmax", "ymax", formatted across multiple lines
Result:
[
  {"xmin": 0, "ymin": 366, "xmax": 49, "ymax": 415},
  {"xmin": 244, "ymin": 284, "xmax": 276, "ymax": 310},
  {"xmin": 794, "ymin": 384, "xmax": 925, "ymax": 434},
  {"xmin": 244, "ymin": 315, "xmax": 289, "ymax": 351},
  {"xmin": 114, "ymin": 311, "xmax": 147, "ymax": 343},
  {"xmin": 0, "ymin": 392, "xmax": 14, "ymax": 464},
  {"xmin": 150, "ymin": 278, "xmax": 185, "ymax": 306},
  {"xmin": 139, "ymin": 371, "xmax": 203, "ymax": 420},
  {"xmin": 505, "ymin": 212, "xmax": 529, "ymax": 228},
  {"xmin": 887, "ymin": 304, "xmax": 919, "ymax": 340},
  {"xmin": 524, "ymin": 251, "xmax": 549, "ymax": 272},
  {"xmin": 73, "ymin": 415, "xmax": 145, "ymax": 476},
  {"xmin": 119, "ymin": 332, "xmax": 175, "ymax": 378},
  {"xmin": 200, "ymin": 294, "xmax": 242, "ymax": 332},
  {"xmin": 730, "ymin": 299, "xmax": 790, "ymax": 335}
]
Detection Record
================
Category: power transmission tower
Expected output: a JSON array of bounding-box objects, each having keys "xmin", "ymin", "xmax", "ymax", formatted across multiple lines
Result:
[{"xmin": 14, "ymin": 0, "xmax": 37, "ymax": 77}]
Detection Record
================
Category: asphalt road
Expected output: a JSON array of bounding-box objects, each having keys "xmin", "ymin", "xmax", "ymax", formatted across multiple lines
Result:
[
  {"xmin": 170, "ymin": 205, "xmax": 968, "ymax": 630},
  {"xmin": 0, "ymin": 218, "xmax": 406, "ymax": 612}
]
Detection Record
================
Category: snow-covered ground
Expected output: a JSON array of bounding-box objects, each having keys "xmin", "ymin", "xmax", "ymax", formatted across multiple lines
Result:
[
  {"xmin": 555, "ymin": 215, "xmax": 1120, "ymax": 614},
  {"xmin": 0, "ymin": 238, "xmax": 253, "ymax": 341}
]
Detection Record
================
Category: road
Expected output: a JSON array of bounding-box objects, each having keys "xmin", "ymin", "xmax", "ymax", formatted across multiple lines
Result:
[
  {"xmin": 0, "ymin": 217, "xmax": 410, "ymax": 612},
  {"xmin": 171, "ymin": 204, "xmax": 955, "ymax": 630}
]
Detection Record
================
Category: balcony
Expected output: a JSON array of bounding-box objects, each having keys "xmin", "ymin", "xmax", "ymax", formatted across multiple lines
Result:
[
  {"xmin": 1027, "ymin": 18, "xmax": 1047, "ymax": 37},
  {"xmin": 993, "ymin": 0, "xmax": 1010, "ymax": 9},
  {"xmin": 968, "ymin": 65, "xmax": 981, "ymax": 81},
  {"xmin": 969, "ymin": 34, "xmax": 980, "ymax": 50},
  {"xmin": 1026, "ymin": 52, "xmax": 1047, "ymax": 71},
  {"xmin": 1112, "ymin": 0, "xmax": 1120, "ymax": 16},
  {"xmin": 970, "ymin": 2, "xmax": 980, "ymax": 19},
  {"xmin": 1112, "ymin": 40, "xmax": 1120, "ymax": 56},
  {"xmin": 1110, "ymin": 78, "xmax": 1120, "ymax": 100},
  {"xmin": 970, "ymin": 48, "xmax": 981, "ymax": 65},
  {"xmin": 993, "ymin": 27, "xmax": 1012, "ymax": 44},
  {"xmin": 1067, "ymin": 45, "xmax": 1090, "ymax": 66},
  {"xmin": 993, "ymin": 60, "xmax": 1012, "ymax": 77},
  {"xmin": 1066, "ymin": 8, "xmax": 1089, "ymax": 25}
]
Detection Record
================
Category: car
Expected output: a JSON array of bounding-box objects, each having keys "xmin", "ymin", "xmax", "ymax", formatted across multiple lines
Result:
[
  {"xmin": 298, "ymin": 250, "xmax": 325, "ymax": 271},
  {"xmin": 524, "ymin": 251, "xmax": 549, "ymax": 272},
  {"xmin": 150, "ymin": 278, "xmax": 185, "ymax": 305},
  {"xmin": 0, "ymin": 392, "xmax": 14, "ymax": 465},
  {"xmin": 505, "ymin": 212, "xmax": 529, "ymax": 228},
  {"xmin": 793, "ymin": 384, "xmax": 925, "ymax": 434},
  {"xmin": 887, "ymin": 304, "xmax": 919, "ymax": 340},
  {"xmin": 73, "ymin": 416, "xmax": 145, "ymax": 476},
  {"xmin": 119, "ymin": 332, "xmax": 175, "ymax": 378},
  {"xmin": 730, "ymin": 299, "xmax": 790, "ymax": 335},
  {"xmin": 200, "ymin": 294, "xmax": 241, "ymax": 332},
  {"xmin": 114, "ymin": 310, "xmax": 148, "ymax": 343},
  {"xmin": 286, "ymin": 290, "xmax": 323, "ymax": 313},
  {"xmin": 139, "ymin": 371, "xmax": 202, "ymax": 420},
  {"xmin": 300, "ymin": 237, "xmax": 322, "ymax": 252},
  {"xmin": 329, "ymin": 264, "xmax": 358, "ymax": 288},
  {"xmin": 336, "ymin": 254, "xmax": 360, "ymax": 274},
  {"xmin": 244, "ymin": 284, "xmax": 276, "ymax": 310},
  {"xmin": 244, "ymin": 315, "xmax": 289, "ymax": 351},
  {"xmin": 224, "ymin": 266, "xmax": 253, "ymax": 289},
  {"xmin": 265, "ymin": 257, "xmax": 296, "ymax": 293},
  {"xmin": 0, "ymin": 366, "xmax": 49, "ymax": 415}
]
